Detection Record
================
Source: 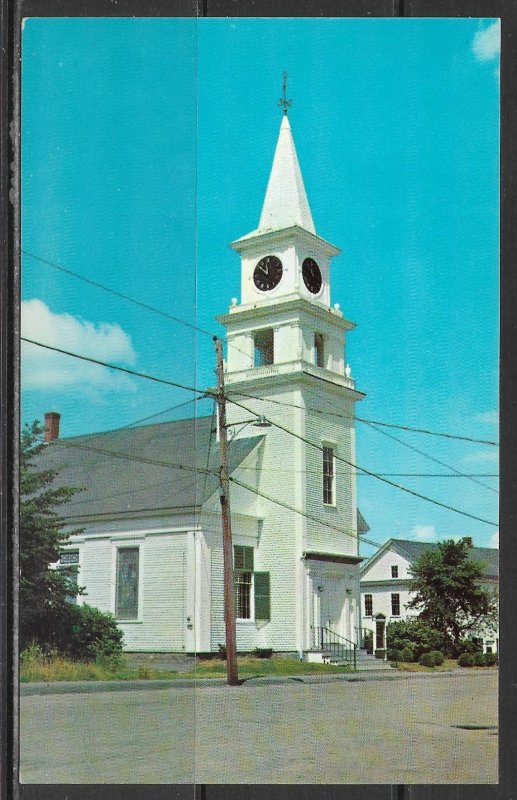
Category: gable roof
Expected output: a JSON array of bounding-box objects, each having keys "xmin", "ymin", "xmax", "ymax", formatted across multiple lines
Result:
[
  {"xmin": 36, "ymin": 415, "xmax": 263, "ymax": 521},
  {"xmin": 362, "ymin": 538, "xmax": 498, "ymax": 580}
]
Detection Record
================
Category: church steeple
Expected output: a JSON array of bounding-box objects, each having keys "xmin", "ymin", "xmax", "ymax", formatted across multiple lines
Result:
[{"xmin": 258, "ymin": 114, "xmax": 316, "ymax": 235}]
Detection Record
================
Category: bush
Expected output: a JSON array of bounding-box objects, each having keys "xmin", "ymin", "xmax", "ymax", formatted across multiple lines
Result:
[
  {"xmin": 62, "ymin": 605, "xmax": 123, "ymax": 662},
  {"xmin": 387, "ymin": 648, "xmax": 401, "ymax": 662},
  {"xmin": 485, "ymin": 653, "xmax": 498, "ymax": 667},
  {"xmin": 218, "ymin": 643, "xmax": 227, "ymax": 660},
  {"xmin": 253, "ymin": 648, "xmax": 273, "ymax": 659},
  {"xmin": 374, "ymin": 649, "xmax": 386, "ymax": 659},
  {"xmin": 386, "ymin": 619, "xmax": 446, "ymax": 661},
  {"xmin": 418, "ymin": 651, "xmax": 444, "ymax": 667},
  {"xmin": 473, "ymin": 652, "xmax": 486, "ymax": 666},
  {"xmin": 399, "ymin": 646, "xmax": 416, "ymax": 663},
  {"xmin": 458, "ymin": 652, "xmax": 475, "ymax": 667},
  {"xmin": 362, "ymin": 630, "xmax": 373, "ymax": 654}
]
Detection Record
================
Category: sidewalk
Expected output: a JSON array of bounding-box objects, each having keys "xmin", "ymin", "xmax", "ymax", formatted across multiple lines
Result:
[{"xmin": 19, "ymin": 666, "xmax": 497, "ymax": 696}]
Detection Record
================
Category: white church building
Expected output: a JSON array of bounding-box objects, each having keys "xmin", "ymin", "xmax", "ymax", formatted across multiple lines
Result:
[{"xmin": 41, "ymin": 109, "xmax": 367, "ymax": 660}]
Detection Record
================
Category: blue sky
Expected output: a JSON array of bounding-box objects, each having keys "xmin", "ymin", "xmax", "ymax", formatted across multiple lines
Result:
[{"xmin": 21, "ymin": 18, "xmax": 500, "ymax": 556}]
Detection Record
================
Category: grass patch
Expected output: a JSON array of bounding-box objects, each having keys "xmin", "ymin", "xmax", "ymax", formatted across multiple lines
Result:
[
  {"xmin": 20, "ymin": 647, "xmax": 179, "ymax": 683},
  {"xmin": 393, "ymin": 658, "xmax": 498, "ymax": 672},
  {"xmin": 20, "ymin": 649, "xmax": 353, "ymax": 683},
  {"xmin": 193, "ymin": 655, "xmax": 353, "ymax": 679}
]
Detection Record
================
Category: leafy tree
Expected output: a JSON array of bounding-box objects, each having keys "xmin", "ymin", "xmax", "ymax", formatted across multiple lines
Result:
[
  {"xmin": 20, "ymin": 420, "xmax": 85, "ymax": 649},
  {"xmin": 406, "ymin": 538, "xmax": 498, "ymax": 652},
  {"xmin": 20, "ymin": 421, "xmax": 123, "ymax": 660}
]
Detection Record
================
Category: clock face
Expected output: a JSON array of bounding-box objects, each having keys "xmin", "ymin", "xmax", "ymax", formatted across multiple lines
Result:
[
  {"xmin": 253, "ymin": 255, "xmax": 283, "ymax": 292},
  {"xmin": 302, "ymin": 257, "xmax": 322, "ymax": 294}
]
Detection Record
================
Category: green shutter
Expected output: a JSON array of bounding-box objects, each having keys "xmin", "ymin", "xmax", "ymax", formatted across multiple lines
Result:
[
  {"xmin": 234, "ymin": 545, "xmax": 254, "ymax": 571},
  {"xmin": 254, "ymin": 572, "xmax": 270, "ymax": 621}
]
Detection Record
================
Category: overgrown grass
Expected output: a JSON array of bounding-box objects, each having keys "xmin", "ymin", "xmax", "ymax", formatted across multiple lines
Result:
[
  {"xmin": 20, "ymin": 646, "xmax": 353, "ymax": 683},
  {"xmin": 20, "ymin": 645, "xmax": 178, "ymax": 683}
]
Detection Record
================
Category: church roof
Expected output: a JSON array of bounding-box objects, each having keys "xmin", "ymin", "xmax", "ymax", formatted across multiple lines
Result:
[
  {"xmin": 234, "ymin": 115, "xmax": 316, "ymax": 243},
  {"xmin": 36, "ymin": 415, "xmax": 263, "ymax": 521}
]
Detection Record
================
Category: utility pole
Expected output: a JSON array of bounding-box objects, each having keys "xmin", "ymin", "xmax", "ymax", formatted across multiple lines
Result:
[{"xmin": 213, "ymin": 336, "xmax": 239, "ymax": 686}]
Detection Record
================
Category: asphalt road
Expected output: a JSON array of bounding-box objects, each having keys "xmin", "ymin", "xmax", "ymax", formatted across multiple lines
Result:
[{"xmin": 20, "ymin": 671, "xmax": 497, "ymax": 784}]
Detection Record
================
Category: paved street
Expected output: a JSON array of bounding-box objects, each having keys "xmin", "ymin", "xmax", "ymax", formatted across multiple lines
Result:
[{"xmin": 20, "ymin": 671, "xmax": 497, "ymax": 784}]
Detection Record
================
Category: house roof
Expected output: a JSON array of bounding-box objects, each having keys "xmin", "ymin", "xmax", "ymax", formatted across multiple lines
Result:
[
  {"xmin": 362, "ymin": 538, "xmax": 498, "ymax": 580},
  {"xmin": 36, "ymin": 415, "xmax": 263, "ymax": 520}
]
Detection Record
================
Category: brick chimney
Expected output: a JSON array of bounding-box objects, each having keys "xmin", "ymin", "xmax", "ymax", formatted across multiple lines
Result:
[
  {"xmin": 463, "ymin": 536, "xmax": 473, "ymax": 548},
  {"xmin": 44, "ymin": 411, "xmax": 61, "ymax": 443}
]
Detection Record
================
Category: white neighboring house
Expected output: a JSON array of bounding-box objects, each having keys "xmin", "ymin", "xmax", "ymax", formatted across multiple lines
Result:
[
  {"xmin": 360, "ymin": 538, "xmax": 499, "ymax": 654},
  {"xmin": 38, "ymin": 110, "xmax": 368, "ymax": 661}
]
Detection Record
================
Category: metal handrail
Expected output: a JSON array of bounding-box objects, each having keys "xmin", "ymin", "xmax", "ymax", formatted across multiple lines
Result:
[{"xmin": 311, "ymin": 625, "xmax": 357, "ymax": 669}]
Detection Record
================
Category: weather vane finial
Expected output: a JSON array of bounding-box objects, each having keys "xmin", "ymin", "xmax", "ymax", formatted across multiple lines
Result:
[{"xmin": 278, "ymin": 71, "xmax": 293, "ymax": 115}]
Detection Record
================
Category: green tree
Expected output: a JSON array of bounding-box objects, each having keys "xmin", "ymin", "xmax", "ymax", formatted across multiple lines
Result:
[
  {"xmin": 20, "ymin": 421, "xmax": 84, "ymax": 650},
  {"xmin": 406, "ymin": 538, "xmax": 498, "ymax": 652},
  {"xmin": 20, "ymin": 421, "xmax": 124, "ymax": 660}
]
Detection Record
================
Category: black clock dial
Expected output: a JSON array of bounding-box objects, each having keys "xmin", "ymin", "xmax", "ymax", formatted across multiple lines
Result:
[
  {"xmin": 302, "ymin": 257, "xmax": 322, "ymax": 294},
  {"xmin": 253, "ymin": 255, "xmax": 283, "ymax": 292}
]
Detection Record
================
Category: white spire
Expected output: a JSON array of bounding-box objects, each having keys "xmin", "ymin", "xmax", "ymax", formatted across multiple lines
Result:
[{"xmin": 258, "ymin": 115, "xmax": 315, "ymax": 235}]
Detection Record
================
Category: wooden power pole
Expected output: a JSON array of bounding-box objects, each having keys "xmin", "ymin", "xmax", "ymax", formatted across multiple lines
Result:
[{"xmin": 213, "ymin": 336, "xmax": 239, "ymax": 686}]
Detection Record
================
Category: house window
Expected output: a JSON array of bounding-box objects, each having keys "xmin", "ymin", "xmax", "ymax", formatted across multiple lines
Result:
[
  {"xmin": 314, "ymin": 333, "xmax": 325, "ymax": 368},
  {"xmin": 254, "ymin": 329, "xmax": 274, "ymax": 367},
  {"xmin": 391, "ymin": 593, "xmax": 400, "ymax": 617},
  {"xmin": 115, "ymin": 547, "xmax": 139, "ymax": 620},
  {"xmin": 234, "ymin": 545, "xmax": 270, "ymax": 622},
  {"xmin": 364, "ymin": 594, "xmax": 373, "ymax": 616},
  {"xmin": 391, "ymin": 565, "xmax": 399, "ymax": 578},
  {"xmin": 322, "ymin": 445, "xmax": 335, "ymax": 505},
  {"xmin": 59, "ymin": 550, "xmax": 79, "ymax": 604}
]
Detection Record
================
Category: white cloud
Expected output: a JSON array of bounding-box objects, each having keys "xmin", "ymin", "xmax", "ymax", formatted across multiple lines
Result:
[
  {"xmin": 21, "ymin": 299, "xmax": 137, "ymax": 393},
  {"xmin": 475, "ymin": 410, "xmax": 499, "ymax": 426},
  {"xmin": 472, "ymin": 19, "xmax": 501, "ymax": 62},
  {"xmin": 464, "ymin": 449, "xmax": 499, "ymax": 464},
  {"xmin": 489, "ymin": 530, "xmax": 499, "ymax": 548},
  {"xmin": 409, "ymin": 524, "xmax": 438, "ymax": 542}
]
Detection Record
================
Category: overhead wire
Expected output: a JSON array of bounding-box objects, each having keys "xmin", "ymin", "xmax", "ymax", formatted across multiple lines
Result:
[{"xmin": 227, "ymin": 397, "xmax": 498, "ymax": 528}]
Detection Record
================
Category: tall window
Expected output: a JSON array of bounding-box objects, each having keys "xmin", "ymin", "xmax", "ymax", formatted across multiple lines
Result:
[
  {"xmin": 322, "ymin": 445, "xmax": 335, "ymax": 505},
  {"xmin": 115, "ymin": 547, "xmax": 139, "ymax": 620},
  {"xmin": 234, "ymin": 545, "xmax": 254, "ymax": 619},
  {"xmin": 391, "ymin": 565, "xmax": 399, "ymax": 578},
  {"xmin": 391, "ymin": 593, "xmax": 400, "ymax": 617},
  {"xmin": 234, "ymin": 545, "xmax": 271, "ymax": 622},
  {"xmin": 59, "ymin": 550, "xmax": 80, "ymax": 604},
  {"xmin": 254, "ymin": 329, "xmax": 274, "ymax": 367},
  {"xmin": 364, "ymin": 594, "xmax": 373, "ymax": 616},
  {"xmin": 314, "ymin": 333, "xmax": 325, "ymax": 368}
]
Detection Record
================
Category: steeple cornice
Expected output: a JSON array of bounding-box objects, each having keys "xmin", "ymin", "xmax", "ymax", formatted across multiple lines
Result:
[{"xmin": 230, "ymin": 224, "xmax": 339, "ymax": 257}]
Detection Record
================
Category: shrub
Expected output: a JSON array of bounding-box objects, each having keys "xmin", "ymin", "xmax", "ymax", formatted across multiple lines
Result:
[
  {"xmin": 218, "ymin": 643, "xmax": 227, "ymax": 660},
  {"xmin": 399, "ymin": 646, "xmax": 415, "ymax": 663},
  {"xmin": 485, "ymin": 653, "xmax": 498, "ymax": 667},
  {"xmin": 387, "ymin": 648, "xmax": 401, "ymax": 662},
  {"xmin": 253, "ymin": 648, "xmax": 273, "ymax": 659},
  {"xmin": 418, "ymin": 651, "xmax": 443, "ymax": 667},
  {"xmin": 473, "ymin": 652, "xmax": 486, "ymax": 667},
  {"xmin": 362, "ymin": 630, "xmax": 373, "ymax": 654},
  {"xmin": 374, "ymin": 649, "xmax": 386, "ymax": 659},
  {"xmin": 386, "ymin": 619, "xmax": 446, "ymax": 661},
  {"xmin": 458, "ymin": 652, "xmax": 475, "ymax": 667},
  {"xmin": 62, "ymin": 604, "xmax": 123, "ymax": 662}
]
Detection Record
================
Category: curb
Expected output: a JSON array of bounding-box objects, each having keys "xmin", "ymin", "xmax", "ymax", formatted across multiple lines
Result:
[{"xmin": 19, "ymin": 668, "xmax": 497, "ymax": 696}]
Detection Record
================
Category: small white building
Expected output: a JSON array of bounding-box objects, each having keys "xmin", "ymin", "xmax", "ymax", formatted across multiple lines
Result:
[
  {"xmin": 360, "ymin": 538, "xmax": 499, "ymax": 654},
  {"xmin": 40, "ymin": 110, "xmax": 368, "ymax": 661}
]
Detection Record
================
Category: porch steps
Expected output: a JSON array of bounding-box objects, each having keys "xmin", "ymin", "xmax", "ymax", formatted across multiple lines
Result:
[{"xmin": 354, "ymin": 650, "xmax": 393, "ymax": 671}]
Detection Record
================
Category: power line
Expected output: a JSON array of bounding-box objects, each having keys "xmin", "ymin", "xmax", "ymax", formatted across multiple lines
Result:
[
  {"xmin": 229, "ymin": 474, "xmax": 381, "ymax": 552},
  {"xmin": 21, "ymin": 337, "xmax": 205, "ymax": 396},
  {"xmin": 225, "ymin": 388, "xmax": 498, "ymax": 447},
  {"xmin": 22, "ymin": 250, "xmax": 214, "ymax": 338},
  {"xmin": 228, "ymin": 397, "xmax": 498, "ymax": 528},
  {"xmin": 361, "ymin": 420, "xmax": 498, "ymax": 495}
]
